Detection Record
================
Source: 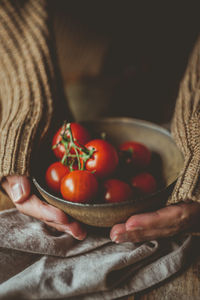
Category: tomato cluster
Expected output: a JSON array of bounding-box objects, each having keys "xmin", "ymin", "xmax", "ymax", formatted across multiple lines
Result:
[{"xmin": 45, "ymin": 122, "xmax": 157, "ymax": 204}]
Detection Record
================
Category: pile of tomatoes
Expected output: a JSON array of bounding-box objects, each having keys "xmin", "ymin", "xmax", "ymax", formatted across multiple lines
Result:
[{"xmin": 45, "ymin": 122, "xmax": 157, "ymax": 204}]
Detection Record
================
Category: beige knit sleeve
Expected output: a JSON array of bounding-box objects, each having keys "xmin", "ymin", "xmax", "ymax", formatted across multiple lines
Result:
[
  {"xmin": 169, "ymin": 35, "xmax": 200, "ymax": 204},
  {"xmin": 0, "ymin": 0, "xmax": 66, "ymax": 181}
]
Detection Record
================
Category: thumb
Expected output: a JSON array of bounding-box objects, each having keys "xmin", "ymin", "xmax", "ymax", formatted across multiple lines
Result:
[{"xmin": 6, "ymin": 176, "xmax": 31, "ymax": 204}]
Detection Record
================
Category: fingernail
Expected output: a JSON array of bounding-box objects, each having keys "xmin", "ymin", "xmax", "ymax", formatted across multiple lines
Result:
[
  {"xmin": 111, "ymin": 235, "xmax": 118, "ymax": 242},
  {"xmin": 10, "ymin": 183, "xmax": 24, "ymax": 203},
  {"xmin": 75, "ymin": 234, "xmax": 86, "ymax": 241},
  {"xmin": 64, "ymin": 229, "xmax": 86, "ymax": 241},
  {"xmin": 74, "ymin": 229, "xmax": 87, "ymax": 240},
  {"xmin": 112, "ymin": 233, "xmax": 129, "ymax": 244},
  {"xmin": 64, "ymin": 228, "xmax": 72, "ymax": 235}
]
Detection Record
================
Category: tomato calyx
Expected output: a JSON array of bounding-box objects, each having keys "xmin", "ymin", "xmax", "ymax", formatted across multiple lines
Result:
[{"xmin": 53, "ymin": 122, "xmax": 95, "ymax": 172}]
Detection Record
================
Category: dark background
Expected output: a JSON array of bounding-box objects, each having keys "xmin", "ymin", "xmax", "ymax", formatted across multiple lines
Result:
[{"xmin": 51, "ymin": 1, "xmax": 200, "ymax": 124}]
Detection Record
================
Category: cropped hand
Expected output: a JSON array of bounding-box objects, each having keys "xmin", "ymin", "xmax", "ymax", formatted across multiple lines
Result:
[
  {"xmin": 2, "ymin": 175, "xmax": 86, "ymax": 240},
  {"xmin": 110, "ymin": 202, "xmax": 200, "ymax": 243}
]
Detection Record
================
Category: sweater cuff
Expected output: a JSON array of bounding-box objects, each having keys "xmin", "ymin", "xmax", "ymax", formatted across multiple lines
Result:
[
  {"xmin": 168, "ymin": 114, "xmax": 200, "ymax": 205},
  {"xmin": 0, "ymin": 119, "xmax": 43, "ymax": 182},
  {"xmin": 167, "ymin": 151, "xmax": 200, "ymax": 205}
]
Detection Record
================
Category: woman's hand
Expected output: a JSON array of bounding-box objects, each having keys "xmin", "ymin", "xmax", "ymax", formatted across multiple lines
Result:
[
  {"xmin": 110, "ymin": 202, "xmax": 200, "ymax": 243},
  {"xmin": 2, "ymin": 175, "xmax": 86, "ymax": 240}
]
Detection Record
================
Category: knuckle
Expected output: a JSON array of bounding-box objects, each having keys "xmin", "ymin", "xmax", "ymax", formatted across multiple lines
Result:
[
  {"xmin": 170, "ymin": 205, "xmax": 190, "ymax": 230},
  {"xmin": 181, "ymin": 213, "xmax": 190, "ymax": 224},
  {"xmin": 179, "ymin": 208, "xmax": 190, "ymax": 229},
  {"xmin": 173, "ymin": 205, "xmax": 184, "ymax": 219}
]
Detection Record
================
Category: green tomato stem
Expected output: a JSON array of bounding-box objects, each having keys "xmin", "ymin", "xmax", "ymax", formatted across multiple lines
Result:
[{"xmin": 57, "ymin": 122, "xmax": 96, "ymax": 171}]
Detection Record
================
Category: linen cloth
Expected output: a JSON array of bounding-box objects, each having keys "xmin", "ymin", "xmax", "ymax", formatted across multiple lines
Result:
[{"xmin": 0, "ymin": 208, "xmax": 194, "ymax": 300}]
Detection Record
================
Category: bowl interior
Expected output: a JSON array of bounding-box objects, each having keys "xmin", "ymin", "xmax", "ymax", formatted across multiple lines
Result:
[
  {"xmin": 80, "ymin": 118, "xmax": 183, "ymax": 188},
  {"xmin": 32, "ymin": 118, "xmax": 184, "ymax": 226}
]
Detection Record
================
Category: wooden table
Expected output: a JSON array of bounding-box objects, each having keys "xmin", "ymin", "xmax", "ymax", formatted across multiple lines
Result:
[{"xmin": 1, "ymin": 192, "xmax": 200, "ymax": 300}]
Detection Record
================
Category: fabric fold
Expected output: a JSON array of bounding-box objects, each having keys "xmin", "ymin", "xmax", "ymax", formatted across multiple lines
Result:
[{"xmin": 0, "ymin": 209, "xmax": 195, "ymax": 300}]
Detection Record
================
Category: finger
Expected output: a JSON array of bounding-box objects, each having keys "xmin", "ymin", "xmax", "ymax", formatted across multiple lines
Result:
[
  {"xmin": 6, "ymin": 176, "xmax": 31, "ymax": 204},
  {"xmin": 63, "ymin": 221, "xmax": 87, "ymax": 240},
  {"xmin": 110, "ymin": 223, "xmax": 126, "ymax": 242},
  {"xmin": 125, "ymin": 205, "xmax": 184, "ymax": 231},
  {"xmin": 15, "ymin": 194, "xmax": 86, "ymax": 240},
  {"xmin": 177, "ymin": 202, "xmax": 200, "ymax": 231},
  {"xmin": 113, "ymin": 227, "xmax": 179, "ymax": 243},
  {"xmin": 44, "ymin": 220, "xmax": 86, "ymax": 240},
  {"xmin": 2, "ymin": 176, "xmax": 86, "ymax": 240},
  {"xmin": 112, "ymin": 203, "xmax": 200, "ymax": 243}
]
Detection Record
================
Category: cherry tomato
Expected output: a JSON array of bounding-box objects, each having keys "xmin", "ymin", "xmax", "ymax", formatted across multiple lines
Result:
[
  {"xmin": 83, "ymin": 139, "xmax": 119, "ymax": 178},
  {"xmin": 119, "ymin": 141, "xmax": 151, "ymax": 168},
  {"xmin": 131, "ymin": 172, "xmax": 157, "ymax": 195},
  {"xmin": 60, "ymin": 170, "xmax": 98, "ymax": 203},
  {"xmin": 45, "ymin": 162, "xmax": 69, "ymax": 193},
  {"xmin": 103, "ymin": 179, "xmax": 133, "ymax": 203},
  {"xmin": 52, "ymin": 123, "xmax": 91, "ymax": 159}
]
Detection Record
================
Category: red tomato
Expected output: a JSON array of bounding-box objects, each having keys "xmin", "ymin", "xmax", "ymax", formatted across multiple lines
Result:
[
  {"xmin": 131, "ymin": 172, "xmax": 157, "ymax": 195},
  {"xmin": 119, "ymin": 141, "xmax": 151, "ymax": 168},
  {"xmin": 83, "ymin": 139, "xmax": 119, "ymax": 178},
  {"xmin": 60, "ymin": 170, "xmax": 98, "ymax": 203},
  {"xmin": 45, "ymin": 162, "xmax": 69, "ymax": 193},
  {"xmin": 103, "ymin": 179, "xmax": 133, "ymax": 203},
  {"xmin": 52, "ymin": 123, "xmax": 91, "ymax": 159}
]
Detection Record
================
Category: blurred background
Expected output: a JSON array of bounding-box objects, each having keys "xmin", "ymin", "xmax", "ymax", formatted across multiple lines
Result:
[{"xmin": 51, "ymin": 0, "xmax": 200, "ymax": 124}]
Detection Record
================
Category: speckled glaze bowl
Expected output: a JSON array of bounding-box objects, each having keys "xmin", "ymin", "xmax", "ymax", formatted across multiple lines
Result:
[{"xmin": 32, "ymin": 118, "xmax": 184, "ymax": 227}]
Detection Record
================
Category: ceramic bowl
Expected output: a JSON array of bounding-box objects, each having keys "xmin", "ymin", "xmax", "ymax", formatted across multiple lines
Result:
[{"xmin": 32, "ymin": 118, "xmax": 184, "ymax": 227}]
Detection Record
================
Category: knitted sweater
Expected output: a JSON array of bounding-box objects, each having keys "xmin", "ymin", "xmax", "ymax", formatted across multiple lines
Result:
[{"xmin": 0, "ymin": 0, "xmax": 200, "ymax": 206}]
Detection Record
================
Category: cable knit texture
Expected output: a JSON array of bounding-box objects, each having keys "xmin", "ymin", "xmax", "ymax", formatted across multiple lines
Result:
[
  {"xmin": 169, "ymin": 36, "xmax": 200, "ymax": 204},
  {"xmin": 0, "ymin": 0, "xmax": 200, "ymax": 208},
  {"xmin": 0, "ymin": 0, "xmax": 56, "ymax": 180}
]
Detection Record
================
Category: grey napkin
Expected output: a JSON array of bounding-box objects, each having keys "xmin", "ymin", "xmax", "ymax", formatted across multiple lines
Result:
[{"xmin": 0, "ymin": 209, "xmax": 194, "ymax": 300}]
